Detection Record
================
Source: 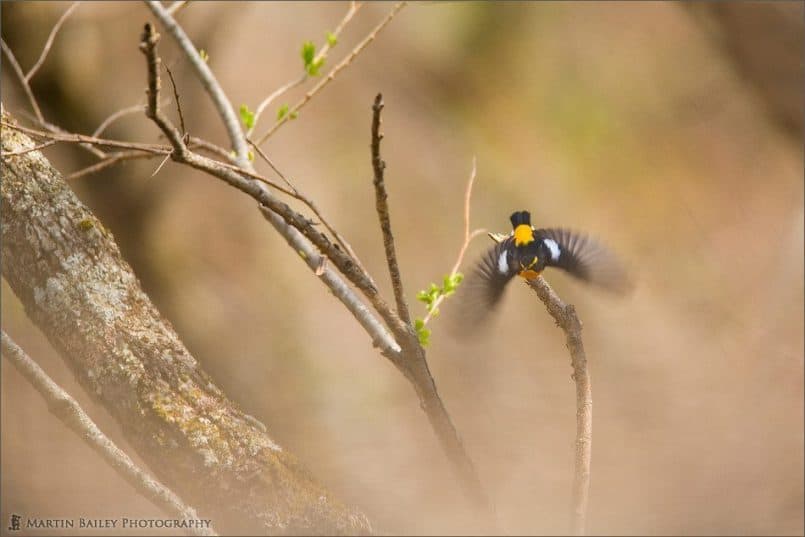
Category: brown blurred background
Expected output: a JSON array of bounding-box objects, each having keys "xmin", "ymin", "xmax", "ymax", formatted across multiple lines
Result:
[{"xmin": 2, "ymin": 2, "xmax": 803, "ymax": 535}]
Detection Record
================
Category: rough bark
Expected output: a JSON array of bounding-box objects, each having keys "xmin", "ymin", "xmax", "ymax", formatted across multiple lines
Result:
[
  {"xmin": 527, "ymin": 277, "xmax": 591, "ymax": 536},
  {"xmin": 1, "ymin": 108, "xmax": 372, "ymax": 536}
]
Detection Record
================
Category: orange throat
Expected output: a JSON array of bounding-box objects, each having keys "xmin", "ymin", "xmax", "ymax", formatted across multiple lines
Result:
[{"xmin": 518, "ymin": 269, "xmax": 542, "ymax": 280}]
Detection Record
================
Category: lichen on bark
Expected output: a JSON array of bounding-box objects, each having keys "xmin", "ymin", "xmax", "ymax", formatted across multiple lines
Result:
[{"xmin": 1, "ymin": 108, "xmax": 372, "ymax": 535}]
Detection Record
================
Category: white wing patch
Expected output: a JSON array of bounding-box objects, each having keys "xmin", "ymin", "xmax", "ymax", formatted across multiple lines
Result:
[
  {"xmin": 543, "ymin": 238, "xmax": 561, "ymax": 261},
  {"xmin": 497, "ymin": 250, "xmax": 509, "ymax": 274}
]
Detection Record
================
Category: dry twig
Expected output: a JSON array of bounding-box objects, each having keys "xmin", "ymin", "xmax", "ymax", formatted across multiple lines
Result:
[
  {"xmin": 164, "ymin": 65, "xmax": 187, "ymax": 135},
  {"xmin": 65, "ymin": 151, "xmax": 161, "ymax": 181},
  {"xmin": 145, "ymin": 0, "xmax": 249, "ymax": 165},
  {"xmin": 1, "ymin": 332, "xmax": 217, "ymax": 537},
  {"xmin": 0, "ymin": 120, "xmax": 170, "ymax": 155},
  {"xmin": 25, "ymin": 2, "xmax": 81, "ymax": 82},
  {"xmin": 247, "ymin": 140, "xmax": 371, "ymax": 279},
  {"xmin": 371, "ymin": 93, "xmax": 411, "ymax": 325},
  {"xmin": 92, "ymin": 103, "xmax": 147, "ymax": 137},
  {"xmin": 138, "ymin": 23, "xmax": 401, "ymax": 358},
  {"xmin": 1, "ymin": 38, "xmax": 44, "ymax": 124},
  {"xmin": 526, "ymin": 277, "xmax": 592, "ymax": 536}
]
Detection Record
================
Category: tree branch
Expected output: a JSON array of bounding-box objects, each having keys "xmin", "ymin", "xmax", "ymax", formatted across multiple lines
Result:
[
  {"xmin": 144, "ymin": 0, "xmax": 249, "ymax": 165},
  {"xmin": 92, "ymin": 103, "xmax": 148, "ymax": 137},
  {"xmin": 254, "ymin": 1, "xmax": 407, "ymax": 146},
  {"xmin": 1, "ymin": 107, "xmax": 372, "ymax": 535},
  {"xmin": 64, "ymin": 151, "xmax": 161, "ymax": 181},
  {"xmin": 422, "ymin": 157, "xmax": 486, "ymax": 326},
  {"xmin": 137, "ymin": 25, "xmax": 490, "ymax": 519},
  {"xmin": 371, "ymin": 93, "xmax": 412, "ymax": 326},
  {"xmin": 249, "ymin": 1, "xmax": 364, "ymax": 135},
  {"xmin": 1, "ymin": 332, "xmax": 217, "ymax": 537},
  {"xmin": 25, "ymin": 2, "xmax": 81, "ymax": 82},
  {"xmin": 1, "ymin": 38, "xmax": 45, "ymax": 124},
  {"xmin": 527, "ymin": 277, "xmax": 592, "ymax": 536},
  {"xmin": 0, "ymin": 120, "xmax": 171, "ymax": 154},
  {"xmin": 248, "ymin": 140, "xmax": 374, "ymax": 282},
  {"xmin": 138, "ymin": 23, "xmax": 402, "ymax": 359}
]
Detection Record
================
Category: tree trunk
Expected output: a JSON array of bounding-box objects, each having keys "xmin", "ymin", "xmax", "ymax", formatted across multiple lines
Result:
[{"xmin": 1, "ymin": 108, "xmax": 372, "ymax": 536}]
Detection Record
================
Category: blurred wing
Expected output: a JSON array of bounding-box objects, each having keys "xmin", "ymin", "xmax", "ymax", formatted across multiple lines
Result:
[
  {"xmin": 450, "ymin": 239, "xmax": 515, "ymax": 332},
  {"xmin": 535, "ymin": 228, "xmax": 633, "ymax": 294}
]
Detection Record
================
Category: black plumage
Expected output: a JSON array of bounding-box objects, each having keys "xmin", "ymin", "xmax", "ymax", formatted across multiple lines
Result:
[{"xmin": 452, "ymin": 210, "xmax": 632, "ymax": 332}]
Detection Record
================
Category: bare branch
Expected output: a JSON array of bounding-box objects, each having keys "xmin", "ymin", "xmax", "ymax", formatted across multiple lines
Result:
[
  {"xmin": 250, "ymin": 1, "xmax": 364, "ymax": 134},
  {"xmin": 65, "ymin": 151, "xmax": 161, "ymax": 181},
  {"xmin": 527, "ymin": 277, "xmax": 592, "ymax": 536},
  {"xmin": 25, "ymin": 2, "xmax": 81, "ymax": 82},
  {"xmin": 249, "ymin": 75, "xmax": 306, "ymax": 136},
  {"xmin": 136, "ymin": 27, "xmax": 490, "ymax": 518},
  {"xmin": 254, "ymin": 1, "xmax": 407, "ymax": 146},
  {"xmin": 144, "ymin": 0, "xmax": 249, "ymax": 165},
  {"xmin": 371, "ymin": 93, "xmax": 412, "ymax": 326},
  {"xmin": 164, "ymin": 64, "xmax": 187, "ymax": 135},
  {"xmin": 248, "ymin": 140, "xmax": 372, "ymax": 280},
  {"xmin": 138, "ymin": 23, "xmax": 402, "ymax": 357},
  {"xmin": 1, "ymin": 38, "xmax": 45, "ymax": 124},
  {"xmin": 187, "ymin": 135, "xmax": 236, "ymax": 162},
  {"xmin": 0, "ymin": 120, "xmax": 171, "ymax": 154},
  {"xmin": 1, "ymin": 332, "xmax": 217, "ymax": 537},
  {"xmin": 92, "ymin": 103, "xmax": 147, "ymax": 137},
  {"xmin": 16, "ymin": 110, "xmax": 107, "ymax": 159}
]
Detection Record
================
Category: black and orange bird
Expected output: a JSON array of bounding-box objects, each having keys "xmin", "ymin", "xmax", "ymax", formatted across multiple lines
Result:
[{"xmin": 457, "ymin": 210, "xmax": 632, "ymax": 328}]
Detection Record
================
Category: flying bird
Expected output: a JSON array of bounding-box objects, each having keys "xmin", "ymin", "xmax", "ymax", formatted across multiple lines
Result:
[{"xmin": 456, "ymin": 210, "xmax": 632, "ymax": 329}]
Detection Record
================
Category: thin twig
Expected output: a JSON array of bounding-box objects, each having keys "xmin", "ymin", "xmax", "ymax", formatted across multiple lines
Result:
[
  {"xmin": 212, "ymin": 159, "xmax": 299, "ymax": 198},
  {"xmin": 249, "ymin": 1, "xmax": 364, "ymax": 134},
  {"xmin": 25, "ymin": 2, "xmax": 81, "ymax": 82},
  {"xmin": 151, "ymin": 153, "xmax": 172, "ymax": 176},
  {"xmin": 0, "ymin": 120, "xmax": 171, "ymax": 154},
  {"xmin": 142, "ymin": 24, "xmax": 404, "ymax": 353},
  {"xmin": 166, "ymin": 0, "xmax": 190, "ymax": 16},
  {"xmin": 526, "ymin": 277, "xmax": 592, "ymax": 536},
  {"xmin": 187, "ymin": 136, "xmax": 237, "ymax": 163},
  {"xmin": 164, "ymin": 64, "xmax": 187, "ymax": 135},
  {"xmin": 254, "ymin": 1, "xmax": 406, "ymax": 146},
  {"xmin": 246, "ymin": 140, "xmax": 298, "ymax": 194},
  {"xmin": 145, "ymin": 0, "xmax": 249, "ymax": 165},
  {"xmin": 1, "ymin": 332, "xmax": 217, "ymax": 537},
  {"xmin": 371, "ymin": 93, "xmax": 411, "ymax": 326},
  {"xmin": 247, "ymin": 139, "xmax": 372, "ymax": 280},
  {"xmin": 16, "ymin": 111, "xmax": 107, "ymax": 159},
  {"xmin": 423, "ymin": 158, "xmax": 487, "ymax": 325},
  {"xmin": 314, "ymin": 1, "xmax": 363, "ymax": 63},
  {"xmin": 92, "ymin": 103, "xmax": 147, "ymax": 137},
  {"xmin": 2, "ymin": 139, "xmax": 57, "ymax": 157},
  {"xmin": 250, "ymin": 75, "xmax": 306, "ymax": 137},
  {"xmin": 65, "ymin": 151, "xmax": 161, "ymax": 181},
  {"xmin": 1, "ymin": 38, "xmax": 44, "ymax": 124}
]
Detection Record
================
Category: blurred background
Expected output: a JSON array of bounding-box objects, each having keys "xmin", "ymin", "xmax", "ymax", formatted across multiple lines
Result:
[{"xmin": 2, "ymin": 2, "xmax": 802, "ymax": 535}]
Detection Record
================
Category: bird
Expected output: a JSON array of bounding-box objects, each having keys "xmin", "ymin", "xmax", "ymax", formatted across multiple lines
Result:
[{"xmin": 455, "ymin": 210, "xmax": 632, "ymax": 330}]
